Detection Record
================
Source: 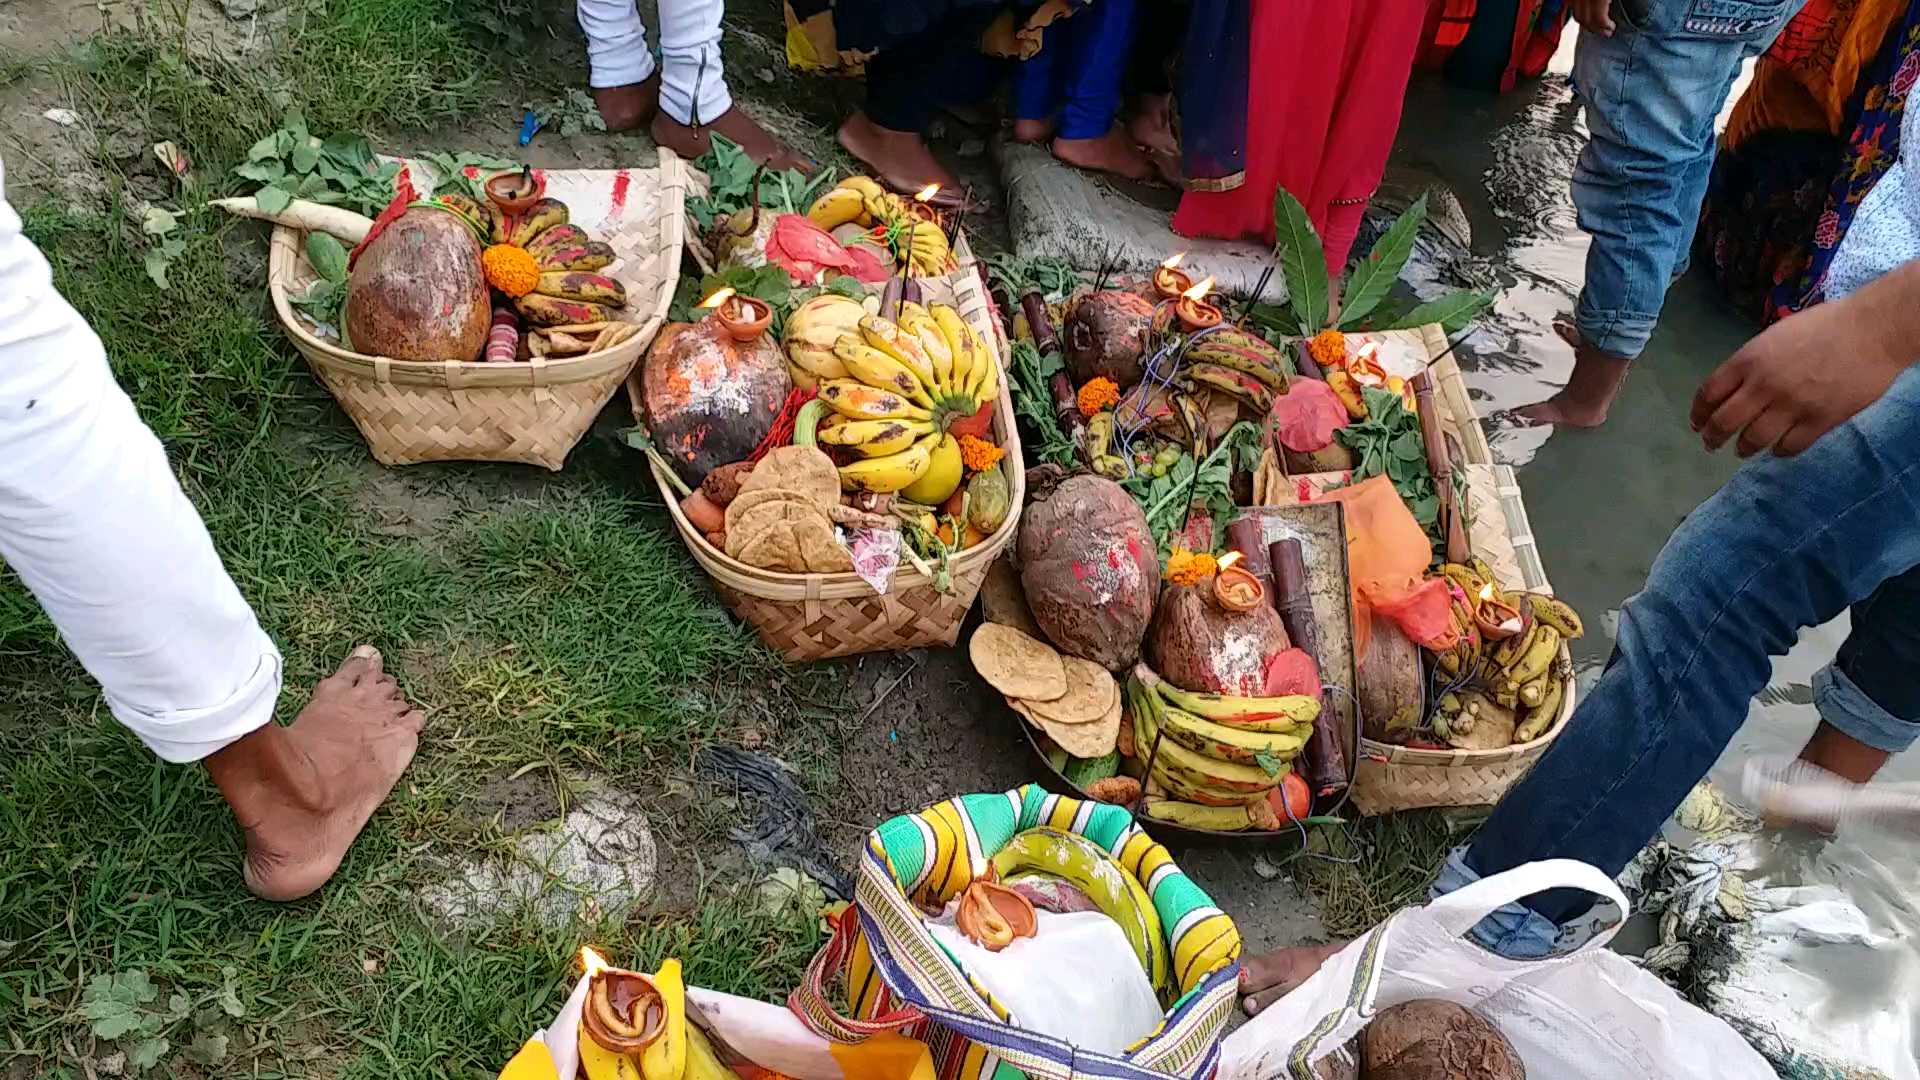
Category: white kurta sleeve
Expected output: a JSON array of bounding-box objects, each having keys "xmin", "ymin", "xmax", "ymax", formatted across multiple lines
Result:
[{"xmin": 0, "ymin": 160, "xmax": 283, "ymax": 763}]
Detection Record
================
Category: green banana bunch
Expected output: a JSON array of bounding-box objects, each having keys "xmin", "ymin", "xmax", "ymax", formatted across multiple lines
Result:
[{"xmin": 991, "ymin": 827, "xmax": 1168, "ymax": 995}]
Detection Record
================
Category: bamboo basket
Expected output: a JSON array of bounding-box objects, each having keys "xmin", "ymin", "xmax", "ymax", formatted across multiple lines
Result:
[
  {"xmin": 634, "ymin": 237, "xmax": 1024, "ymax": 662},
  {"xmin": 267, "ymin": 152, "xmax": 690, "ymax": 470}
]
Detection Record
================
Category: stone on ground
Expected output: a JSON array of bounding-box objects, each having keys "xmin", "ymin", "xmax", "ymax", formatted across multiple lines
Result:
[{"xmin": 424, "ymin": 793, "xmax": 657, "ymax": 928}]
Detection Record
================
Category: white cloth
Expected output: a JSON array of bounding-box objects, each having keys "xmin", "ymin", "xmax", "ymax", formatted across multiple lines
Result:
[
  {"xmin": 1827, "ymin": 98, "xmax": 1920, "ymax": 301},
  {"xmin": 0, "ymin": 160, "xmax": 282, "ymax": 763},
  {"xmin": 577, "ymin": 0, "xmax": 732, "ymax": 126}
]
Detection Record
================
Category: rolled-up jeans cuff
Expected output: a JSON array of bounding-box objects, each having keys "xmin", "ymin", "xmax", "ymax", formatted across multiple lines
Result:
[
  {"xmin": 1430, "ymin": 846, "xmax": 1562, "ymax": 959},
  {"xmin": 1573, "ymin": 297, "xmax": 1655, "ymax": 360},
  {"xmin": 1814, "ymin": 664, "xmax": 1920, "ymax": 753},
  {"xmin": 106, "ymin": 642, "xmax": 283, "ymax": 764}
]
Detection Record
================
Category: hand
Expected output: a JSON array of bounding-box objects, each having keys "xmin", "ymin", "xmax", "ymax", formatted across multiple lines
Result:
[
  {"xmin": 1572, "ymin": 0, "xmax": 1616, "ymax": 35},
  {"xmin": 1691, "ymin": 290, "xmax": 1909, "ymax": 457}
]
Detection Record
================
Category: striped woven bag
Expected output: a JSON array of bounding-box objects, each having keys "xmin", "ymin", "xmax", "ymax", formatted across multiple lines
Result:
[{"xmin": 789, "ymin": 785, "xmax": 1242, "ymax": 1080}]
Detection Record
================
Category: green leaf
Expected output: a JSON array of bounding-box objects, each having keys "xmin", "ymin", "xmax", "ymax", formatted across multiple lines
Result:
[
  {"xmin": 1248, "ymin": 301, "xmax": 1300, "ymax": 337},
  {"xmin": 295, "ymin": 172, "xmax": 330, "ymax": 197},
  {"xmin": 233, "ymin": 158, "xmax": 285, "ymax": 183},
  {"xmin": 289, "ymin": 140, "xmax": 321, "ymax": 174},
  {"xmin": 139, "ymin": 207, "xmax": 178, "ymax": 236},
  {"xmin": 305, "ymin": 232, "xmax": 349, "ymax": 283},
  {"xmin": 1387, "ymin": 290, "xmax": 1494, "ymax": 333},
  {"xmin": 143, "ymin": 247, "xmax": 174, "ymax": 291},
  {"xmin": 1337, "ymin": 194, "xmax": 1426, "ymax": 329},
  {"xmin": 1272, "ymin": 187, "xmax": 1329, "ymax": 336},
  {"xmin": 246, "ymin": 132, "xmax": 282, "ymax": 162},
  {"xmin": 184, "ymin": 1032, "xmax": 229, "ymax": 1065},
  {"xmin": 81, "ymin": 971, "xmax": 157, "ymax": 1039},
  {"xmin": 321, "ymin": 133, "xmax": 374, "ymax": 171},
  {"xmin": 128, "ymin": 1036, "xmax": 168, "ymax": 1070},
  {"xmin": 281, "ymin": 105, "xmax": 308, "ymax": 144},
  {"xmin": 1254, "ymin": 748, "xmax": 1284, "ymax": 776},
  {"xmin": 1390, "ymin": 428, "xmax": 1426, "ymax": 462},
  {"xmin": 253, "ymin": 184, "xmax": 292, "ymax": 215},
  {"xmin": 1406, "ymin": 492, "xmax": 1439, "ymax": 524}
]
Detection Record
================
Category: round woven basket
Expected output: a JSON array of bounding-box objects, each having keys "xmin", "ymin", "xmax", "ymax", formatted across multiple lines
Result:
[
  {"xmin": 1348, "ymin": 643, "xmax": 1578, "ymax": 814},
  {"xmin": 266, "ymin": 154, "xmax": 688, "ymax": 471}
]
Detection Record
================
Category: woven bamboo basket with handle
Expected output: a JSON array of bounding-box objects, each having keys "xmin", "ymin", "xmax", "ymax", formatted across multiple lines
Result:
[
  {"xmin": 635, "ymin": 238, "xmax": 1024, "ymax": 662},
  {"xmin": 267, "ymin": 152, "xmax": 689, "ymax": 470}
]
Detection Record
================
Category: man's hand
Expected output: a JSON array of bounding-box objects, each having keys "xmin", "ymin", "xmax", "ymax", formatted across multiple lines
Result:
[
  {"xmin": 1692, "ymin": 273, "xmax": 1914, "ymax": 457},
  {"xmin": 1572, "ymin": 0, "xmax": 1616, "ymax": 35}
]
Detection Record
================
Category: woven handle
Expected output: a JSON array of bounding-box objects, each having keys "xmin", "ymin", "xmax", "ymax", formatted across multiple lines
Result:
[{"xmin": 787, "ymin": 906, "xmax": 926, "ymax": 1043}]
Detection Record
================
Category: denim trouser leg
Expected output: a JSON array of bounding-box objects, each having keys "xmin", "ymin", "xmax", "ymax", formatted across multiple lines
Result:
[
  {"xmin": 1571, "ymin": 0, "xmax": 1806, "ymax": 358},
  {"xmin": 1445, "ymin": 365, "xmax": 1920, "ymax": 957}
]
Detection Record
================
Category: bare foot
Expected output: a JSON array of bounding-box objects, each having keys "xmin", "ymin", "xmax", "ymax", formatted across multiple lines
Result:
[
  {"xmin": 652, "ymin": 107, "xmax": 814, "ymax": 173},
  {"xmin": 1240, "ymin": 942, "xmax": 1345, "ymax": 1015},
  {"xmin": 594, "ymin": 75, "xmax": 660, "ymax": 133},
  {"xmin": 1051, "ymin": 128, "xmax": 1155, "ymax": 181},
  {"xmin": 1145, "ymin": 147, "xmax": 1184, "ymax": 188},
  {"xmin": 1513, "ymin": 322, "xmax": 1632, "ymax": 427},
  {"xmin": 205, "ymin": 646, "xmax": 424, "ymax": 901},
  {"xmin": 1013, "ymin": 117, "xmax": 1056, "ymax": 143},
  {"xmin": 1126, "ymin": 93, "xmax": 1178, "ymax": 157},
  {"xmin": 838, "ymin": 110, "xmax": 963, "ymax": 196}
]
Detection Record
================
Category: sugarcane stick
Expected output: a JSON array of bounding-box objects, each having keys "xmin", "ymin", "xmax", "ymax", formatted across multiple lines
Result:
[
  {"xmin": 1270, "ymin": 538, "xmax": 1348, "ymax": 797},
  {"xmin": 1412, "ymin": 372, "xmax": 1470, "ymax": 565},
  {"xmin": 1020, "ymin": 289, "xmax": 1087, "ymax": 448}
]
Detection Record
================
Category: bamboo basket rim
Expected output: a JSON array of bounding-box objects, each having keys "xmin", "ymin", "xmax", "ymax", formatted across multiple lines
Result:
[
  {"xmin": 265, "ymin": 150, "xmax": 687, "ymax": 388},
  {"xmin": 643, "ymin": 371, "xmax": 1025, "ymax": 600}
]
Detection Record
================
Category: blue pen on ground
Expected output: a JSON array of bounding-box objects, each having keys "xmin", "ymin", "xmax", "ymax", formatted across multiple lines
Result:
[{"xmin": 519, "ymin": 109, "xmax": 542, "ymax": 146}]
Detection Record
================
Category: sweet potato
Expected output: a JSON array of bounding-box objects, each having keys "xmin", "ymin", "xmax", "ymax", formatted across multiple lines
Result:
[
  {"xmin": 1361, "ymin": 1000, "xmax": 1525, "ymax": 1080},
  {"xmin": 1017, "ymin": 469, "xmax": 1158, "ymax": 670}
]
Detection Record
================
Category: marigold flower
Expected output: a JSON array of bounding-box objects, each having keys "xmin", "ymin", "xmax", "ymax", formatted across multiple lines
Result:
[
  {"xmin": 1165, "ymin": 547, "xmax": 1218, "ymax": 587},
  {"xmin": 1307, "ymin": 328, "xmax": 1347, "ymax": 370},
  {"xmin": 958, "ymin": 434, "xmax": 1004, "ymax": 472},
  {"xmin": 482, "ymin": 243, "xmax": 541, "ymax": 298},
  {"xmin": 1077, "ymin": 376, "xmax": 1120, "ymax": 418}
]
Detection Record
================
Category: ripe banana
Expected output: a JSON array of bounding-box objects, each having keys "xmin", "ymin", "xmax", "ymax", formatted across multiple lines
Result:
[
  {"xmin": 526, "ymin": 223, "xmax": 588, "ymax": 258},
  {"xmin": 807, "ymin": 185, "xmax": 867, "ymax": 230},
  {"xmin": 989, "ymin": 827, "xmax": 1168, "ymax": 994},
  {"xmin": 819, "ymin": 379, "xmax": 933, "ymax": 422},
  {"xmin": 1148, "ymin": 758, "xmax": 1269, "ymax": 807},
  {"xmin": 817, "ymin": 417, "xmax": 934, "ymax": 457},
  {"xmin": 1515, "ymin": 673, "xmax": 1565, "ymax": 743},
  {"xmin": 684, "ymin": 1024, "xmax": 738, "ymax": 1080},
  {"xmin": 1518, "ymin": 677, "xmax": 1547, "ymax": 708},
  {"xmin": 537, "ymin": 241, "xmax": 616, "ymax": 272},
  {"xmin": 1185, "ymin": 363, "xmax": 1274, "ymax": 413},
  {"xmin": 1131, "ymin": 681, "xmax": 1287, "ymax": 794},
  {"xmin": 1140, "ymin": 667, "xmax": 1318, "ymax": 729},
  {"xmin": 838, "ymin": 175, "xmax": 887, "ymax": 203},
  {"xmin": 904, "ymin": 319, "xmax": 955, "ymax": 389},
  {"xmin": 510, "ymin": 198, "xmax": 570, "ymax": 248},
  {"xmin": 1526, "ymin": 593, "xmax": 1585, "ymax": 639},
  {"xmin": 1491, "ymin": 617, "xmax": 1542, "ymax": 671},
  {"xmin": 1153, "ymin": 703, "xmax": 1309, "ymax": 767},
  {"xmin": 838, "ymin": 432, "xmax": 936, "ymax": 493},
  {"xmin": 1143, "ymin": 797, "xmax": 1274, "ymax": 832},
  {"xmin": 964, "ymin": 331, "xmax": 999, "ymax": 407},
  {"xmin": 1506, "ymin": 625, "xmax": 1560, "ymax": 687},
  {"xmin": 515, "ymin": 294, "xmax": 613, "ymax": 327},
  {"xmin": 639, "ymin": 958, "xmax": 686, "ymax": 1080},
  {"xmin": 858, "ymin": 316, "xmax": 939, "ymax": 388},
  {"xmin": 834, "ymin": 338, "xmax": 934, "ymax": 408},
  {"xmin": 536, "ymin": 271, "xmax": 626, "ymax": 307},
  {"xmin": 578, "ymin": 1032, "xmax": 643, "ymax": 1080}
]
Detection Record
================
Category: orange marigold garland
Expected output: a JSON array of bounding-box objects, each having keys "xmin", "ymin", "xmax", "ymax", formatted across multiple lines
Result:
[
  {"xmin": 1165, "ymin": 547, "xmax": 1218, "ymax": 587},
  {"xmin": 482, "ymin": 243, "xmax": 540, "ymax": 297},
  {"xmin": 1077, "ymin": 376, "xmax": 1120, "ymax": 418},
  {"xmin": 958, "ymin": 434, "xmax": 1004, "ymax": 472},
  {"xmin": 1307, "ymin": 328, "xmax": 1347, "ymax": 371}
]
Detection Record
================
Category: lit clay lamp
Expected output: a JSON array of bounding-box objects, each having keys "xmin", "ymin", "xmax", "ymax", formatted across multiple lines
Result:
[
  {"xmin": 1474, "ymin": 582, "xmax": 1525, "ymax": 641},
  {"xmin": 485, "ymin": 166, "xmax": 545, "ymax": 217},
  {"xmin": 1347, "ymin": 341, "xmax": 1389, "ymax": 389},
  {"xmin": 1152, "ymin": 251, "xmax": 1194, "ymax": 300},
  {"xmin": 1212, "ymin": 551, "xmax": 1266, "ymax": 613},
  {"xmin": 954, "ymin": 875, "xmax": 1037, "ymax": 952},
  {"xmin": 579, "ymin": 946, "xmax": 666, "ymax": 1067},
  {"xmin": 1175, "ymin": 276, "xmax": 1223, "ymax": 332},
  {"xmin": 699, "ymin": 286, "xmax": 771, "ymax": 343}
]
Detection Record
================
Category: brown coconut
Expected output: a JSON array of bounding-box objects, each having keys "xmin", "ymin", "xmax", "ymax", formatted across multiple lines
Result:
[
  {"xmin": 1360, "ymin": 1000, "xmax": 1525, "ymax": 1080},
  {"xmin": 1017, "ymin": 468, "xmax": 1158, "ymax": 670},
  {"xmin": 344, "ymin": 206, "xmax": 490, "ymax": 362},
  {"xmin": 641, "ymin": 319, "xmax": 792, "ymax": 489},
  {"xmin": 1145, "ymin": 579, "xmax": 1291, "ymax": 695},
  {"xmin": 1063, "ymin": 290, "xmax": 1156, "ymax": 387}
]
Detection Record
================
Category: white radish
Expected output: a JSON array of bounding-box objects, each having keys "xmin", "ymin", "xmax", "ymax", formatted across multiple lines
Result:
[{"xmin": 208, "ymin": 197, "xmax": 374, "ymax": 244}]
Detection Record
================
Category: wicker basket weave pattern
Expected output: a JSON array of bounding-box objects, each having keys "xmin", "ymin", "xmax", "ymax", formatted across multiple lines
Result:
[{"xmin": 268, "ymin": 152, "xmax": 690, "ymax": 470}]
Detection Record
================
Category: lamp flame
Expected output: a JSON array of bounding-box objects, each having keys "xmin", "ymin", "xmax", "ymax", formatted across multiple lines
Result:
[
  {"xmin": 1217, "ymin": 551, "xmax": 1243, "ymax": 572},
  {"xmin": 1181, "ymin": 276, "xmax": 1216, "ymax": 302},
  {"xmin": 914, "ymin": 183, "xmax": 941, "ymax": 202},
  {"xmin": 581, "ymin": 945, "xmax": 610, "ymax": 976},
  {"xmin": 698, "ymin": 286, "xmax": 736, "ymax": 310},
  {"xmin": 1479, "ymin": 583, "xmax": 1495, "ymax": 602},
  {"xmin": 1160, "ymin": 251, "xmax": 1186, "ymax": 270}
]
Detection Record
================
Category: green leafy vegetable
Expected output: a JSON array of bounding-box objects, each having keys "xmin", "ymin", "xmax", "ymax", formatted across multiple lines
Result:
[
  {"xmin": 305, "ymin": 232, "xmax": 348, "ymax": 285},
  {"xmin": 1122, "ymin": 420, "xmax": 1262, "ymax": 555},
  {"xmin": 1009, "ymin": 339, "xmax": 1077, "ymax": 467},
  {"xmin": 1337, "ymin": 386, "xmax": 1440, "ymax": 532},
  {"xmin": 233, "ymin": 111, "xmax": 410, "ymax": 217},
  {"xmin": 667, "ymin": 264, "xmax": 792, "ymax": 325},
  {"xmin": 984, "ymin": 253, "xmax": 1081, "ymax": 305},
  {"xmin": 685, "ymin": 134, "xmax": 829, "ymax": 231},
  {"xmin": 1266, "ymin": 191, "xmax": 1495, "ymax": 335}
]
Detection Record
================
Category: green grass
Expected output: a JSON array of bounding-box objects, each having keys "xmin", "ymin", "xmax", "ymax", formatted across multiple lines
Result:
[{"xmin": 1297, "ymin": 811, "xmax": 1462, "ymax": 938}]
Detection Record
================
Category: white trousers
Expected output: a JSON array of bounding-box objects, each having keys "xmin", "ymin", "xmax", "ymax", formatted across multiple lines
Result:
[
  {"xmin": 0, "ymin": 161, "xmax": 282, "ymax": 764},
  {"xmin": 578, "ymin": 0, "xmax": 732, "ymax": 126}
]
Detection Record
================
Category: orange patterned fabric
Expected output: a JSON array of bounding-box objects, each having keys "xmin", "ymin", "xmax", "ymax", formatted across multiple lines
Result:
[{"xmin": 1725, "ymin": 0, "xmax": 1908, "ymax": 147}]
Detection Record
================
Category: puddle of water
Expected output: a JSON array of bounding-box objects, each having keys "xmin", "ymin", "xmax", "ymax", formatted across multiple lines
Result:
[{"xmin": 1390, "ymin": 30, "xmax": 1917, "ymax": 1074}]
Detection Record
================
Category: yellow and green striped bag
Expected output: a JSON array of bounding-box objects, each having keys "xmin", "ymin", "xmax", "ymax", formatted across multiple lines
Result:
[{"xmin": 789, "ymin": 785, "xmax": 1241, "ymax": 1080}]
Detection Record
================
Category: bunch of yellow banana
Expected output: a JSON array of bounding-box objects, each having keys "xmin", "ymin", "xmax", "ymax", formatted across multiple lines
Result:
[
  {"xmin": 811, "ymin": 301, "xmax": 1001, "ymax": 494},
  {"xmin": 1123, "ymin": 665, "xmax": 1317, "ymax": 829},
  {"xmin": 805, "ymin": 175, "xmax": 953, "ymax": 276},
  {"xmin": 1432, "ymin": 559, "xmax": 1584, "ymax": 746}
]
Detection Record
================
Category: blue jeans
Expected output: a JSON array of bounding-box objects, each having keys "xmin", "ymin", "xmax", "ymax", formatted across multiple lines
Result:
[
  {"xmin": 1010, "ymin": 0, "xmax": 1137, "ymax": 140},
  {"xmin": 1446, "ymin": 364, "xmax": 1920, "ymax": 957},
  {"xmin": 1572, "ymin": 0, "xmax": 1807, "ymax": 358}
]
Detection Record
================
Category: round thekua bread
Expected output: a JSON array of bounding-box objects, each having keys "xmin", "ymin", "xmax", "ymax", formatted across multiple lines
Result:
[
  {"xmin": 1013, "ymin": 694, "xmax": 1121, "ymax": 759},
  {"xmin": 1021, "ymin": 658, "xmax": 1117, "ymax": 725},
  {"xmin": 970, "ymin": 624, "xmax": 1068, "ymax": 701}
]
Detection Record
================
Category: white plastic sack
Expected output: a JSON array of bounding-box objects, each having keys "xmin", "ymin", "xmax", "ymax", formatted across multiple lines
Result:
[{"xmin": 1217, "ymin": 860, "xmax": 1774, "ymax": 1080}]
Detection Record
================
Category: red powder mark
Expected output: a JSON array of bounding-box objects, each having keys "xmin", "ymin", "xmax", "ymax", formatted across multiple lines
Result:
[
  {"xmin": 1124, "ymin": 534, "xmax": 1143, "ymax": 562},
  {"xmin": 609, "ymin": 170, "xmax": 632, "ymax": 217},
  {"xmin": 1106, "ymin": 547, "xmax": 1121, "ymax": 570},
  {"xmin": 1294, "ymin": 477, "xmax": 1313, "ymax": 502},
  {"xmin": 1070, "ymin": 560, "xmax": 1088, "ymax": 582}
]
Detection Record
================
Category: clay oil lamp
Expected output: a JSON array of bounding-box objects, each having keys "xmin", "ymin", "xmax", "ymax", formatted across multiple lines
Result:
[
  {"xmin": 1474, "ymin": 582, "xmax": 1525, "ymax": 641},
  {"xmin": 910, "ymin": 183, "xmax": 944, "ymax": 225},
  {"xmin": 954, "ymin": 873, "xmax": 1037, "ymax": 952},
  {"xmin": 1175, "ymin": 276, "xmax": 1223, "ymax": 332},
  {"xmin": 1152, "ymin": 252, "xmax": 1195, "ymax": 299},
  {"xmin": 698, "ymin": 286, "xmax": 771, "ymax": 343},
  {"xmin": 1212, "ymin": 550, "xmax": 1266, "ymax": 613},
  {"xmin": 485, "ymin": 165, "xmax": 545, "ymax": 216},
  {"xmin": 579, "ymin": 947, "xmax": 666, "ymax": 1057},
  {"xmin": 1347, "ymin": 341, "xmax": 1388, "ymax": 388}
]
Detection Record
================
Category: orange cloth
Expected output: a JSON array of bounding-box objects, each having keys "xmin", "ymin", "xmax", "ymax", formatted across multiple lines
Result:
[
  {"xmin": 1724, "ymin": 0, "xmax": 1907, "ymax": 148},
  {"xmin": 1311, "ymin": 475, "xmax": 1458, "ymax": 659}
]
